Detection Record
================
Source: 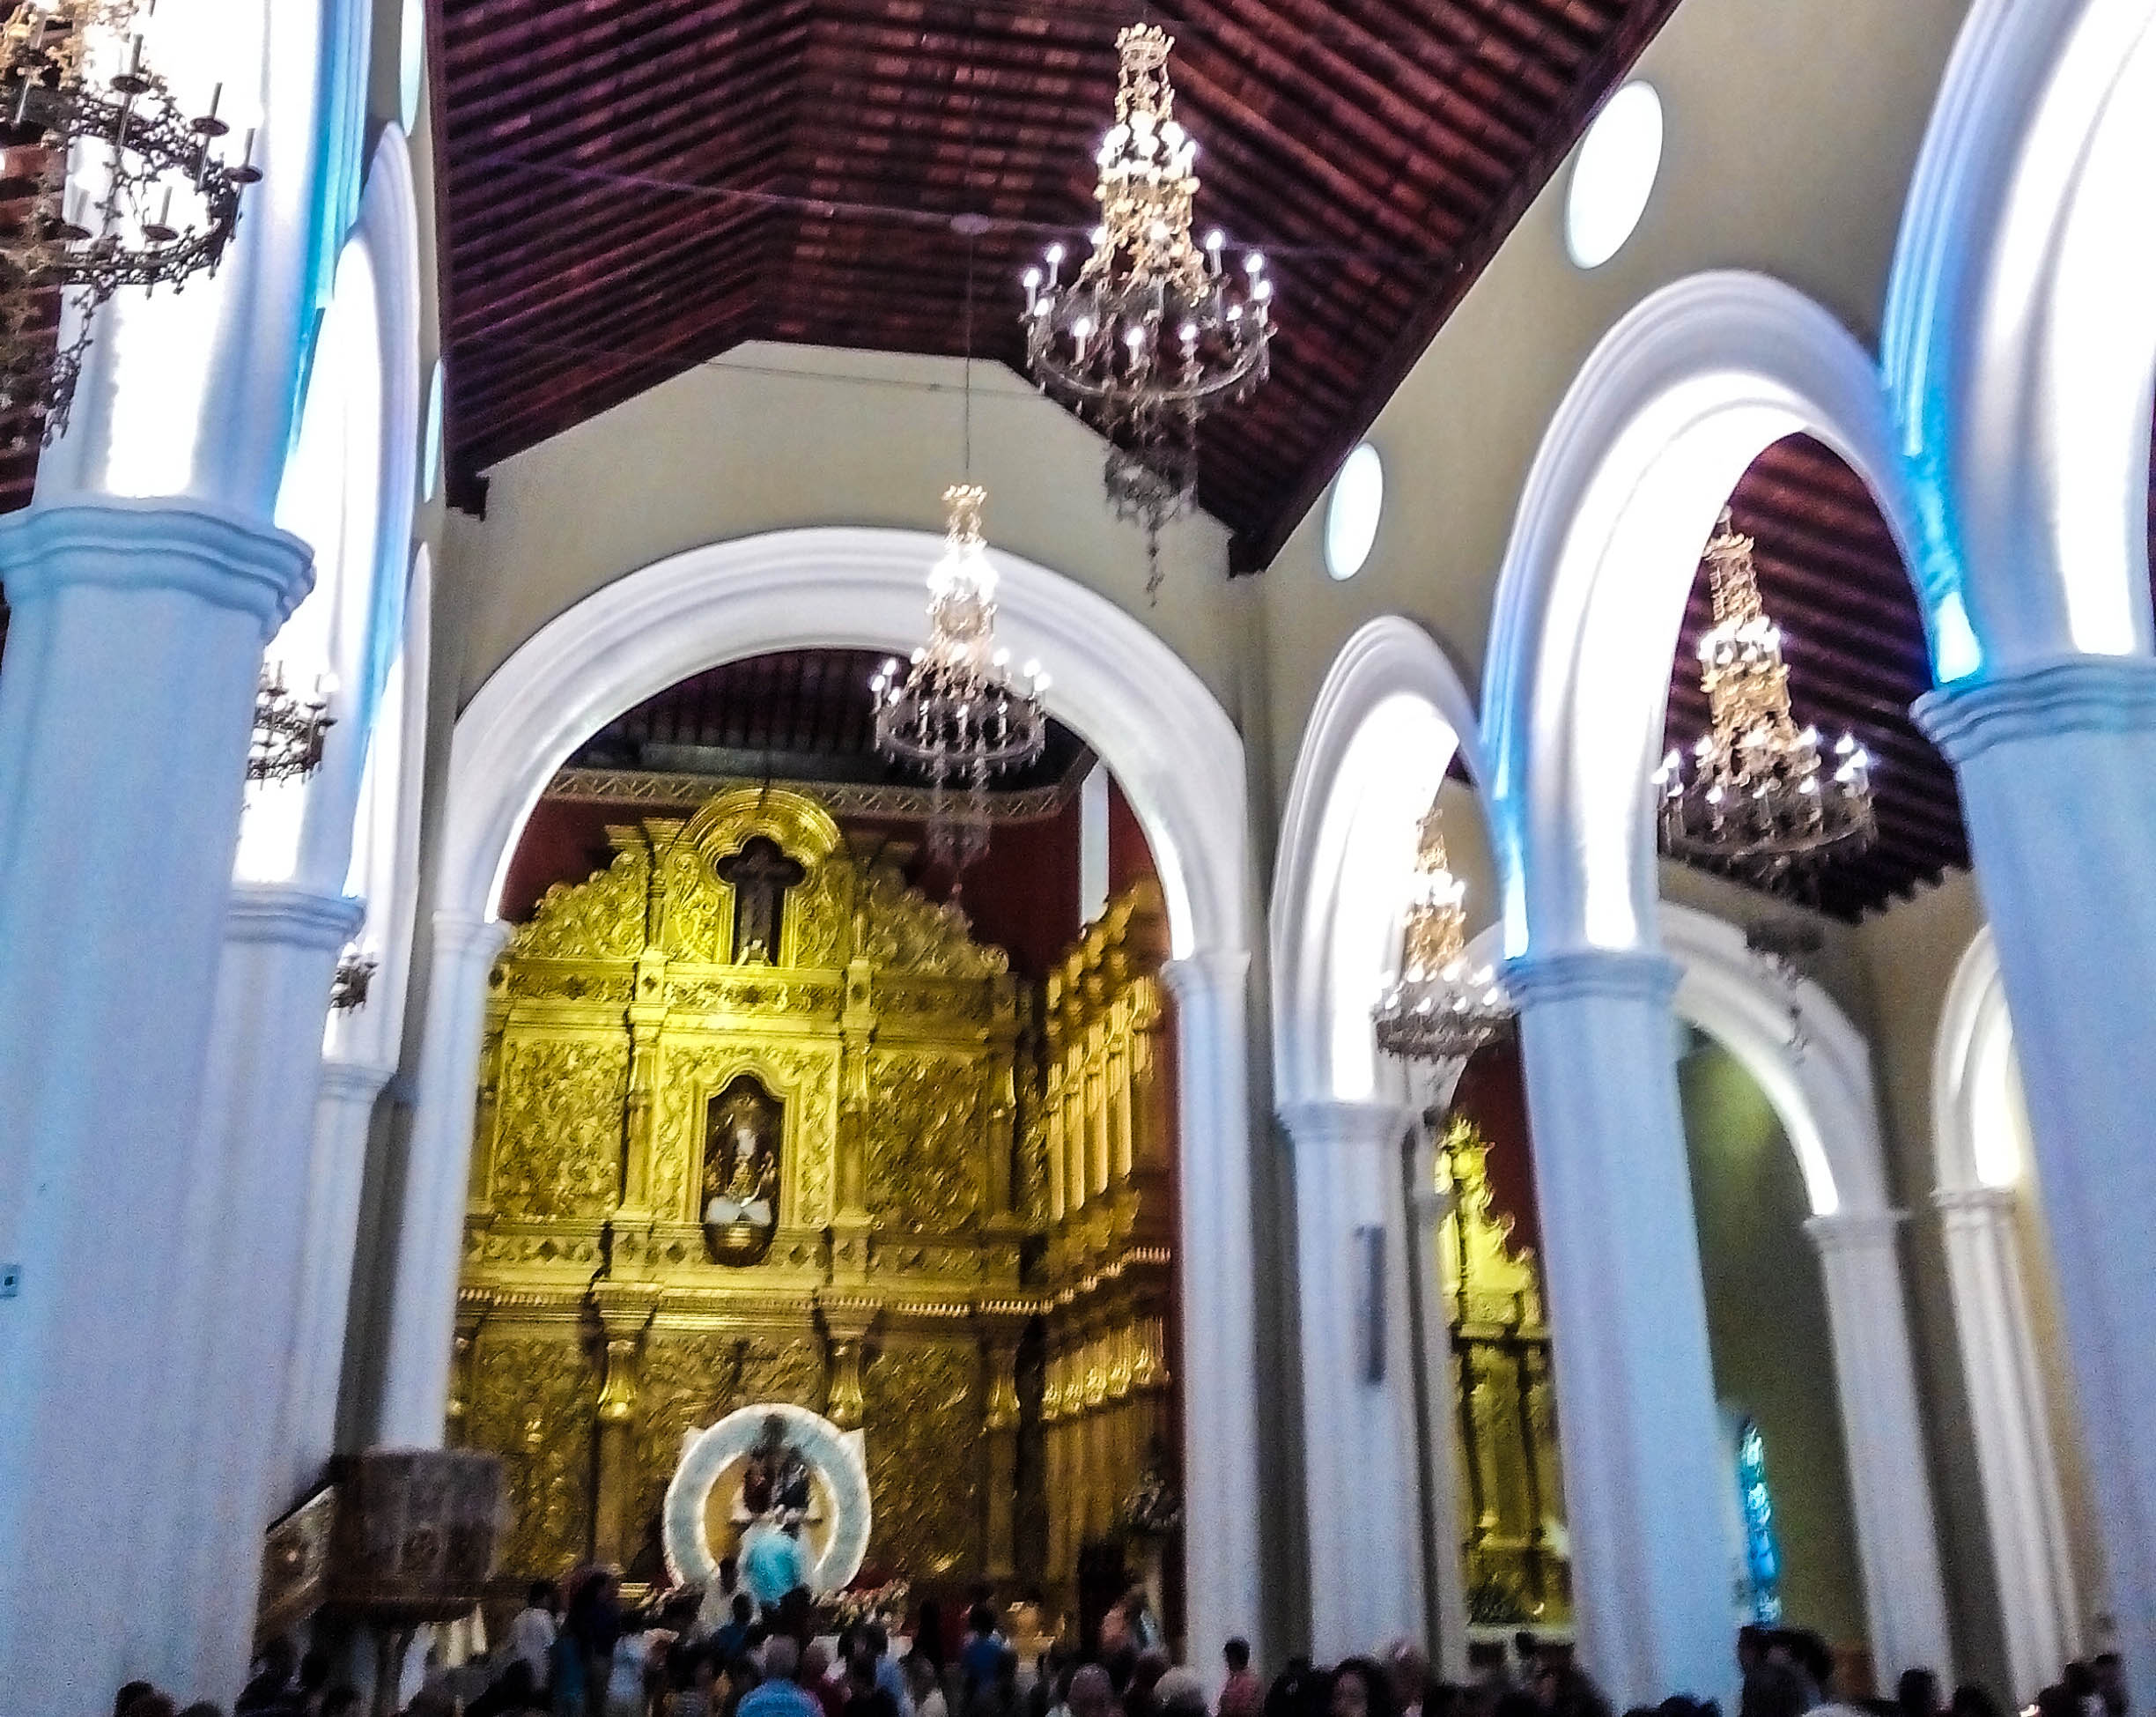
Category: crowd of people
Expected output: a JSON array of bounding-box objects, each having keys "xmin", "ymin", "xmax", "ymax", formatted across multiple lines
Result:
[{"xmin": 107, "ymin": 1593, "xmax": 2133, "ymax": 1717}]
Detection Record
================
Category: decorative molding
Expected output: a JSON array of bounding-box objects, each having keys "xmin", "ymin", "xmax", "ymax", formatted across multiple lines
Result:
[
  {"xmin": 543, "ymin": 759, "xmax": 1092, "ymax": 825},
  {"xmin": 0, "ymin": 497, "xmax": 315, "ymax": 633},
  {"xmin": 1932, "ymin": 1184, "xmax": 2017, "ymax": 1218},
  {"xmin": 1916, "ymin": 656, "xmax": 2156, "ymax": 762},
  {"xmin": 1502, "ymin": 948, "xmax": 1680, "ymax": 1009},
  {"xmin": 225, "ymin": 885, "xmax": 367, "ymax": 951},
  {"xmin": 1803, "ymin": 1208, "xmax": 1910, "ymax": 1254},
  {"xmin": 1276, "ymin": 1099, "xmax": 1417, "ymax": 1154}
]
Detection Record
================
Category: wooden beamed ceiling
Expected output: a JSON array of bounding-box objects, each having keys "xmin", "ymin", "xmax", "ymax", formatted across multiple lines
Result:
[{"xmin": 435, "ymin": 0, "xmax": 1683, "ymax": 549}]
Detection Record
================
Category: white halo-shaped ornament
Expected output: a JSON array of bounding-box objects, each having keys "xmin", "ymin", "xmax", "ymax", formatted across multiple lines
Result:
[{"xmin": 662, "ymin": 1403, "xmax": 872, "ymax": 1595}]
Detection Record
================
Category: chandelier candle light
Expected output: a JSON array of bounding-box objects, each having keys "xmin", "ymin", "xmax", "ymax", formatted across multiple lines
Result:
[
  {"xmin": 0, "ymin": 0, "xmax": 259, "ymax": 443},
  {"xmin": 871, "ymin": 483, "xmax": 1049, "ymax": 882},
  {"xmin": 1373, "ymin": 800, "xmax": 1513, "ymax": 1069},
  {"xmin": 1653, "ymin": 508, "xmax": 1874, "ymax": 878},
  {"xmin": 1022, "ymin": 23, "xmax": 1272, "ymax": 596}
]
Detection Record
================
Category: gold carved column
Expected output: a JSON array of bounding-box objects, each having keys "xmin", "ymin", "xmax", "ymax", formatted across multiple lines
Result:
[{"xmin": 984, "ymin": 1338, "xmax": 1022, "ymax": 1580}]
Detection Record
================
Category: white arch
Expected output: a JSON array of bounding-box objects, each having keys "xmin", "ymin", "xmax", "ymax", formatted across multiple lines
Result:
[
  {"xmin": 388, "ymin": 526, "xmax": 1260, "ymax": 1671},
  {"xmin": 1271, "ymin": 615, "xmax": 1485, "ymax": 1107},
  {"xmin": 1931, "ymin": 927, "xmax": 2086, "ymax": 1696},
  {"xmin": 1480, "ymin": 271, "xmax": 1931, "ymax": 959},
  {"xmin": 1884, "ymin": 0, "xmax": 2156, "ymax": 672},
  {"xmin": 1466, "ymin": 901, "xmax": 1951, "ymax": 1674}
]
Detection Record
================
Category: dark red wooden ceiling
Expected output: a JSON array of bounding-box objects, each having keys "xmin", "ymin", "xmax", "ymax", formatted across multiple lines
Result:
[
  {"xmin": 1665, "ymin": 433, "xmax": 1967, "ymax": 920},
  {"xmin": 433, "ymin": 0, "xmax": 1682, "ymax": 552},
  {"xmin": 570, "ymin": 646, "xmax": 1090, "ymax": 789}
]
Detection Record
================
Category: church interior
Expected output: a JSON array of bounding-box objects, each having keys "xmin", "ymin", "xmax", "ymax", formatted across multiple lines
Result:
[{"xmin": 2, "ymin": 1, "xmax": 2154, "ymax": 1714}]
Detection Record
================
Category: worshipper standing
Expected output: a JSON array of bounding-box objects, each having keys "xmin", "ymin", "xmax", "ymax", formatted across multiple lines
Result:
[
  {"xmin": 1901, "ymin": 1669, "xmax": 1946, "ymax": 1717},
  {"xmin": 845, "ymin": 1650, "xmax": 904, "ymax": 1717},
  {"xmin": 961, "ymin": 1606, "xmax": 1009, "ymax": 1716},
  {"xmin": 1069, "ymin": 1666, "xmax": 1119, "ymax": 1717},
  {"xmin": 1330, "ymin": 1660, "xmax": 1401, "ymax": 1717},
  {"xmin": 2094, "ymin": 1655, "xmax": 2130, "ymax": 1717},
  {"xmin": 1385, "ymin": 1646, "xmax": 1429, "ymax": 1717},
  {"xmin": 1218, "ymin": 1640, "xmax": 1263, "ymax": 1717},
  {"xmin": 910, "ymin": 1653, "xmax": 951, "ymax": 1717},
  {"xmin": 118, "ymin": 1683, "xmax": 158, "ymax": 1716},
  {"xmin": 742, "ymin": 1522, "xmax": 810, "ymax": 1614},
  {"xmin": 122, "ymin": 1696, "xmax": 180, "ymax": 1717},
  {"xmin": 1126, "ymin": 1650, "xmax": 1171, "ymax": 1717},
  {"xmin": 1950, "ymin": 1687, "xmax": 2005, "ymax": 1717},
  {"xmin": 563, "ymin": 1570, "xmax": 627, "ymax": 1717},
  {"xmin": 1156, "ymin": 1669, "xmax": 1208, "ymax": 1717},
  {"xmin": 676, "ymin": 1655, "xmax": 722, "ymax": 1717},
  {"xmin": 508, "ymin": 1580, "xmax": 561, "ymax": 1699},
  {"xmin": 863, "ymin": 1622, "xmax": 915, "ymax": 1717},
  {"xmin": 742, "ymin": 1639, "xmax": 832, "ymax": 1717},
  {"xmin": 237, "ymin": 1638, "xmax": 300, "ymax": 1713},
  {"xmin": 802, "ymin": 1641, "xmax": 845, "ymax": 1717}
]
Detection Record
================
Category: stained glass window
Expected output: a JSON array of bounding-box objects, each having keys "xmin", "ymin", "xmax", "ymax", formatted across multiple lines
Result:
[{"xmin": 1737, "ymin": 1416, "xmax": 1784, "ymax": 1624}]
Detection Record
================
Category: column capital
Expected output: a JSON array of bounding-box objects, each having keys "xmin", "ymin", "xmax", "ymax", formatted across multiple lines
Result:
[
  {"xmin": 0, "ymin": 497, "xmax": 313, "ymax": 636},
  {"xmin": 1916, "ymin": 655, "xmax": 2156, "ymax": 764},
  {"xmin": 1804, "ymin": 1206, "xmax": 1909, "ymax": 1254},
  {"xmin": 225, "ymin": 884, "xmax": 365, "ymax": 952},
  {"xmin": 318, "ymin": 1058, "xmax": 395, "ymax": 1106},
  {"xmin": 1277, "ymin": 1098, "xmax": 1416, "ymax": 1153},
  {"xmin": 432, "ymin": 909, "xmax": 514, "ymax": 966},
  {"xmin": 1931, "ymin": 1183, "xmax": 2019, "ymax": 1219},
  {"xmin": 1503, "ymin": 946, "xmax": 1680, "ymax": 1009},
  {"xmin": 1160, "ymin": 946, "xmax": 1251, "ymax": 1002}
]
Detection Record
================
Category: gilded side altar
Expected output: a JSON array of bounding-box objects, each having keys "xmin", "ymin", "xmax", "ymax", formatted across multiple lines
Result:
[{"xmin": 454, "ymin": 784, "xmax": 1177, "ymax": 1609}]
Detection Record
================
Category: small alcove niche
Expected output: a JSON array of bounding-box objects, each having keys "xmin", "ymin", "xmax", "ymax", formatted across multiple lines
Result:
[{"xmin": 701, "ymin": 1073, "xmax": 784, "ymax": 1265}]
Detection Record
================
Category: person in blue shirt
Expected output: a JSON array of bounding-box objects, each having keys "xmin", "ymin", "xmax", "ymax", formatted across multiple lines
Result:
[
  {"xmin": 739, "ymin": 1638, "xmax": 827, "ymax": 1717},
  {"xmin": 959, "ymin": 1605, "xmax": 1009, "ymax": 1713},
  {"xmin": 742, "ymin": 1521, "xmax": 810, "ymax": 1611}
]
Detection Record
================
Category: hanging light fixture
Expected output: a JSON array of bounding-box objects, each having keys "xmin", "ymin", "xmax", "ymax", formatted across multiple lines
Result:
[
  {"xmin": 0, "ymin": 0, "xmax": 260, "ymax": 444},
  {"xmin": 1021, "ymin": 23, "xmax": 1272, "ymax": 598},
  {"xmin": 1652, "ymin": 509, "xmax": 1874, "ymax": 879},
  {"xmin": 1373, "ymin": 799, "xmax": 1513, "ymax": 1069},
  {"xmin": 329, "ymin": 942, "xmax": 377, "ymax": 1012},
  {"xmin": 871, "ymin": 483, "xmax": 1049, "ymax": 880},
  {"xmin": 248, "ymin": 662, "xmax": 332, "ymax": 783}
]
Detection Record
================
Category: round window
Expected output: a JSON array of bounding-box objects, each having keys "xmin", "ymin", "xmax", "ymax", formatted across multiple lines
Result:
[
  {"xmin": 1566, "ymin": 82, "xmax": 1663, "ymax": 270},
  {"xmin": 1325, "ymin": 442, "xmax": 1384, "ymax": 581}
]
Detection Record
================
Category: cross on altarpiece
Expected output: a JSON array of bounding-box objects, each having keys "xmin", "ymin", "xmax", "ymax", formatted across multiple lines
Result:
[{"xmin": 715, "ymin": 835, "xmax": 807, "ymax": 965}]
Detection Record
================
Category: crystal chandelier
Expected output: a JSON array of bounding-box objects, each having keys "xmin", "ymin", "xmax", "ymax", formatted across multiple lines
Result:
[
  {"xmin": 871, "ymin": 483, "xmax": 1049, "ymax": 880},
  {"xmin": 0, "ymin": 0, "xmax": 258, "ymax": 444},
  {"xmin": 248, "ymin": 662, "xmax": 333, "ymax": 783},
  {"xmin": 1653, "ymin": 509, "xmax": 1873, "ymax": 878},
  {"xmin": 1022, "ymin": 23, "xmax": 1272, "ymax": 597},
  {"xmin": 1374, "ymin": 800, "xmax": 1513, "ymax": 1068}
]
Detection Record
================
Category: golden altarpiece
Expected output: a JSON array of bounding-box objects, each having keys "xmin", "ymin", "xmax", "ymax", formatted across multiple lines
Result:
[
  {"xmin": 1436, "ymin": 1117, "xmax": 1571, "ymax": 1626},
  {"xmin": 453, "ymin": 783, "xmax": 1176, "ymax": 1610}
]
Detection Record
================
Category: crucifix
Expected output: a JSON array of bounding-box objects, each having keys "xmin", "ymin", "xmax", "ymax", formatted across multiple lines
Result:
[{"xmin": 715, "ymin": 835, "xmax": 806, "ymax": 965}]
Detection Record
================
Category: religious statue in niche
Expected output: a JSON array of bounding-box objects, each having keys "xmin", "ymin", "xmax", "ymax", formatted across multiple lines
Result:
[
  {"xmin": 714, "ymin": 835, "xmax": 806, "ymax": 966},
  {"xmin": 700, "ymin": 1074, "xmax": 782, "ymax": 1264}
]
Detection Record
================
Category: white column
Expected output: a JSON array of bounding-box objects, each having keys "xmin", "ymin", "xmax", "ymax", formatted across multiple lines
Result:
[
  {"xmin": 1405, "ymin": 1119, "xmax": 1472, "ymax": 1676},
  {"xmin": 1918, "ymin": 660, "xmax": 2156, "ymax": 1706},
  {"xmin": 1505, "ymin": 950, "xmax": 1732, "ymax": 1708},
  {"xmin": 1805, "ymin": 1210, "xmax": 1954, "ymax": 1683},
  {"xmin": 1281, "ymin": 1099, "xmax": 1429, "ymax": 1661},
  {"xmin": 375, "ymin": 911, "xmax": 512, "ymax": 1447},
  {"xmin": 0, "ymin": 500, "xmax": 312, "ymax": 1710},
  {"xmin": 282, "ymin": 1057, "xmax": 396, "ymax": 1505},
  {"xmin": 146, "ymin": 885, "xmax": 362, "ymax": 1700},
  {"xmin": 1162, "ymin": 951, "xmax": 1265, "ymax": 1680},
  {"xmin": 1934, "ymin": 1186, "xmax": 2081, "ymax": 1699}
]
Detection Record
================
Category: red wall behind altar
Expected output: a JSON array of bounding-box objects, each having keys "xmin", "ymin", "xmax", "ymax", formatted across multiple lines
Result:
[
  {"xmin": 1449, "ymin": 1036, "xmax": 1543, "ymax": 1260},
  {"xmin": 496, "ymin": 773, "xmax": 1160, "ymax": 984}
]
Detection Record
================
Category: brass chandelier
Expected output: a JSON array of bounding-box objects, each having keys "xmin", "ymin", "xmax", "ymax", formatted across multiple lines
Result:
[
  {"xmin": 1653, "ymin": 509, "xmax": 1873, "ymax": 878},
  {"xmin": 871, "ymin": 483, "xmax": 1049, "ymax": 881},
  {"xmin": 1373, "ymin": 799, "xmax": 1513, "ymax": 1069},
  {"xmin": 1022, "ymin": 23, "xmax": 1272, "ymax": 596},
  {"xmin": 0, "ymin": 0, "xmax": 259, "ymax": 444},
  {"xmin": 248, "ymin": 662, "xmax": 333, "ymax": 783}
]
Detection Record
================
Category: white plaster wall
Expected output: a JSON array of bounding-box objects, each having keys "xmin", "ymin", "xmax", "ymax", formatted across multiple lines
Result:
[{"xmin": 436, "ymin": 346, "xmax": 1241, "ymax": 713}]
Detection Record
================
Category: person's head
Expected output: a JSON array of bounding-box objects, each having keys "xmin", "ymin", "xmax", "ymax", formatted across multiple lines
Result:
[
  {"xmin": 177, "ymin": 1705, "xmax": 224, "ymax": 1717},
  {"xmin": 971, "ymin": 1602, "xmax": 997, "ymax": 1636},
  {"xmin": 866, "ymin": 1621, "xmax": 890, "ymax": 1658},
  {"xmin": 1333, "ymin": 1660, "xmax": 1400, "ymax": 1717},
  {"xmin": 906, "ymin": 1654, "xmax": 940, "ymax": 1698},
  {"xmin": 1736, "ymin": 1630, "xmax": 1768, "ymax": 1676},
  {"xmin": 1514, "ymin": 1638, "xmax": 1541, "ymax": 1675},
  {"xmin": 764, "ymin": 1635, "xmax": 802, "ymax": 1684},
  {"xmin": 1071, "ymin": 1666, "xmax": 1118, "ymax": 1717},
  {"xmin": 734, "ymin": 1593, "xmax": 756, "ymax": 1625},
  {"xmin": 528, "ymin": 1579, "xmax": 558, "ymax": 1611},
  {"xmin": 804, "ymin": 1640, "xmax": 834, "ymax": 1684},
  {"xmin": 1387, "ymin": 1644, "xmax": 1430, "ymax": 1709},
  {"xmin": 2067, "ymin": 1668, "xmax": 2101, "ymax": 1702},
  {"xmin": 321, "ymin": 1692, "xmax": 363, "ymax": 1717},
  {"xmin": 122, "ymin": 1698, "xmax": 177, "ymax": 1717},
  {"xmin": 115, "ymin": 1683, "xmax": 155, "ymax": 1717},
  {"xmin": 2037, "ymin": 1688, "xmax": 2084, "ymax": 1717},
  {"xmin": 1157, "ymin": 1670, "xmax": 1207, "ymax": 1717},
  {"xmin": 1227, "ymin": 1641, "xmax": 1252, "ymax": 1676},
  {"xmin": 849, "ymin": 1648, "xmax": 881, "ymax": 1694},
  {"xmin": 1133, "ymin": 1650, "xmax": 1170, "ymax": 1697},
  {"xmin": 1900, "ymin": 1670, "xmax": 1942, "ymax": 1717},
  {"xmin": 2093, "ymin": 1658, "xmax": 2128, "ymax": 1712},
  {"xmin": 1739, "ymin": 1665, "xmax": 1809, "ymax": 1717},
  {"xmin": 1950, "ymin": 1686, "xmax": 2005, "ymax": 1717}
]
